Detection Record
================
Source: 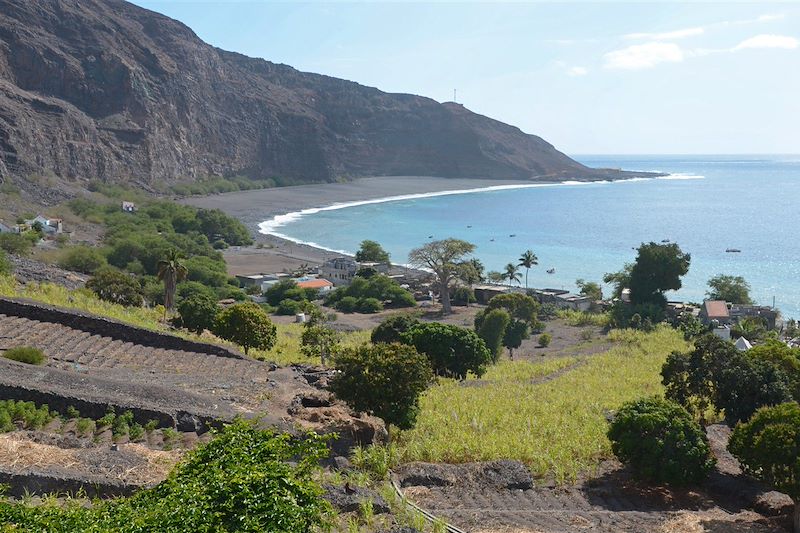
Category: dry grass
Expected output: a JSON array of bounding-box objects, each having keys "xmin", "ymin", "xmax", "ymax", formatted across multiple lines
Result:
[
  {"xmin": 115, "ymin": 443, "xmax": 182, "ymax": 485},
  {"xmin": 0, "ymin": 434, "xmax": 78, "ymax": 470}
]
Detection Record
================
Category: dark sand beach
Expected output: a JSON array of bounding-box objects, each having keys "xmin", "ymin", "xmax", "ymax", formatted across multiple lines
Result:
[{"xmin": 182, "ymin": 176, "xmax": 532, "ymax": 275}]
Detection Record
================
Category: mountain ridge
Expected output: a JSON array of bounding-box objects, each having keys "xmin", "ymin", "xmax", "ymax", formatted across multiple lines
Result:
[{"xmin": 0, "ymin": 0, "xmax": 648, "ymax": 203}]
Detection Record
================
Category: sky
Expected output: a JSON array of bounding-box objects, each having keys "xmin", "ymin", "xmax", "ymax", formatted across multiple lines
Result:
[{"xmin": 130, "ymin": 1, "xmax": 799, "ymax": 155}]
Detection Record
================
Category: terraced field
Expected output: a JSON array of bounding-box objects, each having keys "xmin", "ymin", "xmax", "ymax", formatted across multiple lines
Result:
[{"xmin": 0, "ymin": 313, "xmax": 273, "ymax": 409}]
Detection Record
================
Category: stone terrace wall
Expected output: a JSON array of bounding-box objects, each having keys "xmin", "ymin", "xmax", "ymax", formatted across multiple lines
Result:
[{"xmin": 0, "ymin": 297, "xmax": 244, "ymax": 359}]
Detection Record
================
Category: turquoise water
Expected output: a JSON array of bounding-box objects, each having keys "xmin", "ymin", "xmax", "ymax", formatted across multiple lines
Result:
[{"xmin": 260, "ymin": 155, "xmax": 800, "ymax": 318}]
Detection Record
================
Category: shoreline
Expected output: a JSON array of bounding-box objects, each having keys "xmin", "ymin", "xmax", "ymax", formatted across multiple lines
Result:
[
  {"xmin": 181, "ymin": 173, "xmax": 684, "ymax": 276},
  {"xmin": 181, "ymin": 176, "xmax": 536, "ymax": 275}
]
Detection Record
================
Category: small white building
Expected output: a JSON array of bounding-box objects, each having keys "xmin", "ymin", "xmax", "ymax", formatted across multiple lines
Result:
[
  {"xmin": 121, "ymin": 201, "xmax": 137, "ymax": 213},
  {"xmin": 26, "ymin": 215, "xmax": 63, "ymax": 235},
  {"xmin": 296, "ymin": 278, "xmax": 334, "ymax": 294},
  {"xmin": 0, "ymin": 220, "xmax": 12, "ymax": 233},
  {"xmin": 734, "ymin": 336, "xmax": 753, "ymax": 351}
]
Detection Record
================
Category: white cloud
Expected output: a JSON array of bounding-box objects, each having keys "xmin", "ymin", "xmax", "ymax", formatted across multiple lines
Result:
[
  {"xmin": 624, "ymin": 27, "xmax": 704, "ymax": 41},
  {"xmin": 567, "ymin": 66, "xmax": 588, "ymax": 76},
  {"xmin": 733, "ymin": 34, "xmax": 798, "ymax": 51},
  {"xmin": 603, "ymin": 42, "xmax": 684, "ymax": 70},
  {"xmin": 757, "ymin": 14, "xmax": 785, "ymax": 23}
]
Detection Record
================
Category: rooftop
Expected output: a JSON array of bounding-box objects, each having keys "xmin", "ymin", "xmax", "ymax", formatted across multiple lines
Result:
[{"xmin": 703, "ymin": 300, "xmax": 730, "ymax": 319}]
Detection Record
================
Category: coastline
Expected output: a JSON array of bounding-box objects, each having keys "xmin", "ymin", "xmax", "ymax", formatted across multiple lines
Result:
[{"xmin": 181, "ymin": 176, "xmax": 537, "ymax": 275}]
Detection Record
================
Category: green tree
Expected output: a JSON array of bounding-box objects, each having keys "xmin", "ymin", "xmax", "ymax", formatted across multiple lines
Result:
[
  {"xmin": 157, "ymin": 249, "xmax": 188, "ymax": 313},
  {"xmin": 408, "ymin": 239, "xmax": 475, "ymax": 314},
  {"xmin": 196, "ymin": 208, "xmax": 253, "ymax": 246},
  {"xmin": 330, "ymin": 343, "xmax": 433, "ymax": 429},
  {"xmin": 300, "ymin": 323, "xmax": 340, "ymax": 365},
  {"xmin": 213, "ymin": 302, "xmax": 277, "ymax": 355},
  {"xmin": 728, "ymin": 402, "xmax": 800, "ymax": 532},
  {"xmin": 477, "ymin": 308, "xmax": 511, "ymax": 361},
  {"xmin": 86, "ymin": 268, "xmax": 144, "ymax": 307},
  {"xmin": 518, "ymin": 250, "xmax": 538, "ymax": 289},
  {"xmin": 503, "ymin": 262, "xmax": 521, "ymax": 287},
  {"xmin": 603, "ymin": 263, "xmax": 633, "ymax": 299},
  {"xmin": 628, "ymin": 242, "xmax": 690, "ymax": 307},
  {"xmin": 608, "ymin": 396, "xmax": 716, "ymax": 486},
  {"xmin": 57, "ymin": 245, "xmax": 107, "ymax": 274},
  {"xmin": 402, "ymin": 322, "xmax": 492, "ymax": 379},
  {"xmin": 177, "ymin": 294, "xmax": 219, "ymax": 334},
  {"xmin": 706, "ymin": 274, "xmax": 753, "ymax": 304},
  {"xmin": 355, "ymin": 240, "xmax": 390, "ymax": 263},
  {"xmin": 486, "ymin": 293, "xmax": 539, "ymax": 325},
  {"xmin": 503, "ymin": 320, "xmax": 529, "ymax": 359},
  {"xmin": 486, "ymin": 270, "xmax": 504, "ymax": 284},
  {"xmin": 715, "ymin": 353, "xmax": 793, "ymax": 424},
  {"xmin": 371, "ymin": 314, "xmax": 420, "ymax": 344},
  {"xmin": 576, "ymin": 278, "xmax": 602, "ymax": 301},
  {"xmin": 731, "ymin": 316, "xmax": 768, "ymax": 342},
  {"xmin": 0, "ymin": 233, "xmax": 33, "ymax": 255}
]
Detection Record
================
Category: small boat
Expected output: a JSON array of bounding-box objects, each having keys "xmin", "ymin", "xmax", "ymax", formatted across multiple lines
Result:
[
  {"xmin": 428, "ymin": 235, "xmax": 433, "ymax": 239},
  {"xmin": 726, "ymin": 248, "xmax": 741, "ymax": 253},
  {"xmin": 546, "ymin": 268, "xmax": 555, "ymax": 274},
  {"xmin": 467, "ymin": 225, "xmax": 472, "ymax": 228},
  {"xmin": 661, "ymin": 239, "xmax": 670, "ymax": 243},
  {"xmin": 490, "ymin": 238, "xmax": 495, "ymax": 242},
  {"xmin": 509, "ymin": 234, "xmax": 516, "ymax": 237}
]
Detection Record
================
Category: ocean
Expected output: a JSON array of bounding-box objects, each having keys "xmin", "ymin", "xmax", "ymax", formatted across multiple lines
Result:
[{"xmin": 260, "ymin": 155, "xmax": 800, "ymax": 318}]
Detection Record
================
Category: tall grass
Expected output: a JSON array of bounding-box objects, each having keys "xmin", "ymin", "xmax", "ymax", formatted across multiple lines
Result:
[
  {"xmin": 556, "ymin": 309, "xmax": 610, "ymax": 328},
  {"xmin": 394, "ymin": 326, "xmax": 688, "ymax": 483},
  {"xmin": 0, "ymin": 275, "xmax": 366, "ymax": 366}
]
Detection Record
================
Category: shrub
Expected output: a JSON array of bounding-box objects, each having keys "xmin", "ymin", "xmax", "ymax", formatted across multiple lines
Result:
[
  {"xmin": 265, "ymin": 279, "xmax": 303, "ymax": 306},
  {"xmin": 371, "ymin": 314, "xmax": 420, "ymax": 344},
  {"xmin": 452, "ymin": 287, "xmax": 475, "ymax": 306},
  {"xmin": 477, "ymin": 309, "xmax": 510, "ymax": 361},
  {"xmin": 300, "ymin": 323, "xmax": 340, "ymax": 365},
  {"xmin": 177, "ymin": 294, "xmax": 219, "ymax": 333},
  {"xmin": 357, "ymin": 297, "xmax": 383, "ymax": 313},
  {"xmin": 538, "ymin": 333, "xmax": 552, "ymax": 347},
  {"xmin": 0, "ymin": 249, "xmax": 10, "ymax": 275},
  {"xmin": 715, "ymin": 353, "xmax": 793, "ymax": 424},
  {"xmin": 608, "ymin": 396, "xmax": 715, "ymax": 485},
  {"xmin": 335, "ymin": 296, "xmax": 359, "ymax": 313},
  {"xmin": 86, "ymin": 268, "xmax": 144, "ymax": 307},
  {"xmin": 402, "ymin": 322, "xmax": 492, "ymax": 379},
  {"xmin": 0, "ymin": 420, "xmax": 331, "ymax": 531},
  {"xmin": 3, "ymin": 346, "xmax": 45, "ymax": 365},
  {"xmin": 57, "ymin": 245, "xmax": 108, "ymax": 274},
  {"xmin": 276, "ymin": 298, "xmax": 302, "ymax": 316},
  {"xmin": 0, "ymin": 400, "xmax": 55, "ymax": 432},
  {"xmin": 0, "ymin": 233, "xmax": 33, "ymax": 255},
  {"xmin": 728, "ymin": 402, "xmax": 800, "ymax": 519},
  {"xmin": 331, "ymin": 343, "xmax": 433, "ymax": 429},
  {"xmin": 326, "ymin": 274, "xmax": 414, "ymax": 309},
  {"xmin": 213, "ymin": 302, "xmax": 277, "ymax": 355}
]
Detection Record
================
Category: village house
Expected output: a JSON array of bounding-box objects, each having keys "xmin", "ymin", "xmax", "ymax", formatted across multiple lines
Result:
[
  {"xmin": 0, "ymin": 220, "xmax": 13, "ymax": 233},
  {"xmin": 699, "ymin": 300, "xmax": 731, "ymax": 326},
  {"xmin": 729, "ymin": 304, "xmax": 779, "ymax": 330},
  {"xmin": 25, "ymin": 215, "xmax": 63, "ymax": 235},
  {"xmin": 236, "ymin": 273, "xmax": 279, "ymax": 290},
  {"xmin": 121, "ymin": 201, "xmax": 137, "ymax": 212},
  {"xmin": 473, "ymin": 284, "xmax": 508, "ymax": 304},
  {"xmin": 295, "ymin": 278, "xmax": 334, "ymax": 294},
  {"xmin": 531, "ymin": 288, "xmax": 592, "ymax": 312},
  {"xmin": 320, "ymin": 256, "xmax": 359, "ymax": 286}
]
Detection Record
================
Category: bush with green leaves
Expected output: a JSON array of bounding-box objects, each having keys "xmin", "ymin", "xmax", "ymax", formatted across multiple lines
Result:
[
  {"xmin": 335, "ymin": 295, "xmax": 359, "ymax": 313},
  {"xmin": 0, "ymin": 249, "xmax": 10, "ymax": 275},
  {"xmin": 608, "ymin": 396, "xmax": 715, "ymax": 485},
  {"xmin": 177, "ymin": 294, "xmax": 219, "ymax": 333},
  {"xmin": 276, "ymin": 298, "xmax": 303, "ymax": 316},
  {"xmin": 57, "ymin": 245, "xmax": 108, "ymax": 274},
  {"xmin": 402, "ymin": 322, "xmax": 492, "ymax": 379},
  {"xmin": 331, "ymin": 343, "xmax": 433, "ymax": 429},
  {"xmin": 715, "ymin": 352, "xmax": 793, "ymax": 424},
  {"xmin": 213, "ymin": 302, "xmax": 277, "ymax": 355},
  {"xmin": 300, "ymin": 323, "xmax": 340, "ymax": 365},
  {"xmin": 357, "ymin": 297, "xmax": 383, "ymax": 313},
  {"xmin": 0, "ymin": 400, "xmax": 55, "ymax": 432},
  {"xmin": 86, "ymin": 268, "xmax": 144, "ymax": 307},
  {"xmin": 538, "ymin": 333, "xmax": 552, "ymax": 347},
  {"xmin": 355, "ymin": 240, "xmax": 390, "ymax": 263},
  {"xmin": 0, "ymin": 233, "xmax": 34, "ymax": 255},
  {"xmin": 326, "ymin": 274, "xmax": 415, "ymax": 310},
  {"xmin": 728, "ymin": 402, "xmax": 800, "ymax": 530},
  {"xmin": 0, "ymin": 420, "xmax": 332, "ymax": 532},
  {"xmin": 476, "ymin": 308, "xmax": 510, "ymax": 361},
  {"xmin": 265, "ymin": 279, "xmax": 316, "ymax": 306},
  {"xmin": 452, "ymin": 286, "xmax": 476, "ymax": 306},
  {"xmin": 371, "ymin": 314, "xmax": 420, "ymax": 344},
  {"xmin": 3, "ymin": 346, "xmax": 46, "ymax": 365}
]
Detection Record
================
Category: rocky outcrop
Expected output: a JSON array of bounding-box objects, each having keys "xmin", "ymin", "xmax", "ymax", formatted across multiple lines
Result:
[{"xmin": 0, "ymin": 0, "xmax": 645, "ymax": 203}]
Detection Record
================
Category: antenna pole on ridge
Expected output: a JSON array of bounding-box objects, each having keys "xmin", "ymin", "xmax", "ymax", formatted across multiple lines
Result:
[{"xmin": 454, "ymin": 88, "xmax": 457, "ymax": 103}]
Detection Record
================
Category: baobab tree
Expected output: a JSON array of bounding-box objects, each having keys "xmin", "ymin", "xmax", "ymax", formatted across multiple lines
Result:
[{"xmin": 409, "ymin": 238, "xmax": 475, "ymax": 314}]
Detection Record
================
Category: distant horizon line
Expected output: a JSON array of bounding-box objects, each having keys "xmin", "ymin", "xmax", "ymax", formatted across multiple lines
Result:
[{"xmin": 569, "ymin": 153, "xmax": 799, "ymax": 157}]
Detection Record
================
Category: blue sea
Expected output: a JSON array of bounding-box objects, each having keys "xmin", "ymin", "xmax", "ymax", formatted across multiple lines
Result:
[{"xmin": 260, "ymin": 155, "xmax": 800, "ymax": 318}]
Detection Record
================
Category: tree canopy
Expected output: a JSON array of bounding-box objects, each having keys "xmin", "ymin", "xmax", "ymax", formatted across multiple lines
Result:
[
  {"xmin": 213, "ymin": 302, "xmax": 277, "ymax": 355},
  {"xmin": 706, "ymin": 274, "xmax": 753, "ymax": 304},
  {"xmin": 402, "ymin": 322, "xmax": 491, "ymax": 379},
  {"xmin": 355, "ymin": 240, "xmax": 390, "ymax": 263},
  {"xmin": 408, "ymin": 239, "xmax": 475, "ymax": 314},
  {"xmin": 628, "ymin": 242, "xmax": 690, "ymax": 307}
]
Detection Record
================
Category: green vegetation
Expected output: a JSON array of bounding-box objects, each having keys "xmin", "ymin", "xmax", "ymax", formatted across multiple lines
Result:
[
  {"xmin": 728, "ymin": 402, "xmax": 800, "ymax": 531},
  {"xmin": 395, "ymin": 327, "xmax": 688, "ymax": 482},
  {"xmin": 300, "ymin": 320, "xmax": 340, "ymax": 365},
  {"xmin": 0, "ymin": 400, "xmax": 55, "ymax": 432},
  {"xmin": 213, "ymin": 302, "xmax": 277, "ymax": 355},
  {"xmin": 0, "ymin": 420, "xmax": 332, "ymax": 532},
  {"xmin": 608, "ymin": 396, "xmax": 715, "ymax": 485},
  {"xmin": 157, "ymin": 249, "xmax": 188, "ymax": 312},
  {"xmin": 371, "ymin": 314, "xmax": 420, "ymax": 344},
  {"xmin": 476, "ymin": 309, "xmax": 510, "ymax": 360},
  {"xmin": 538, "ymin": 333, "xmax": 552, "ymax": 347},
  {"xmin": 86, "ymin": 268, "xmax": 145, "ymax": 307},
  {"xmin": 2, "ymin": 346, "xmax": 46, "ymax": 365},
  {"xmin": 557, "ymin": 309, "xmax": 610, "ymax": 328},
  {"xmin": 264, "ymin": 279, "xmax": 317, "ymax": 307},
  {"xmin": 57, "ymin": 245, "xmax": 107, "ymax": 274},
  {"xmin": 176, "ymin": 294, "xmax": 219, "ymax": 333},
  {"xmin": 331, "ymin": 343, "xmax": 433, "ymax": 429},
  {"xmin": 0, "ymin": 232, "xmax": 36, "ymax": 255},
  {"xmin": 325, "ymin": 274, "xmax": 415, "ymax": 311},
  {"xmin": 0, "ymin": 249, "xmax": 9, "ymax": 276},
  {"xmin": 475, "ymin": 293, "xmax": 540, "ymax": 358},
  {"xmin": 575, "ymin": 278, "xmax": 602, "ymax": 301},
  {"xmin": 170, "ymin": 175, "xmax": 278, "ymax": 196},
  {"xmin": 706, "ymin": 274, "xmax": 753, "ymax": 304},
  {"xmin": 408, "ymin": 238, "xmax": 475, "ymax": 314},
  {"xmin": 355, "ymin": 239, "xmax": 390, "ymax": 263},
  {"xmin": 402, "ymin": 322, "xmax": 492, "ymax": 379},
  {"xmin": 518, "ymin": 250, "xmax": 538, "ymax": 289}
]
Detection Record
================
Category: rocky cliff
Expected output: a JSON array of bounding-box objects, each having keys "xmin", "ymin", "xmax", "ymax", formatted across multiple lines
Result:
[{"xmin": 0, "ymin": 0, "xmax": 634, "ymax": 202}]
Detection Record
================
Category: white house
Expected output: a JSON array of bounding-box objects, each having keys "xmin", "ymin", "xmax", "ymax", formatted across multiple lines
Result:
[
  {"xmin": 320, "ymin": 257, "xmax": 359, "ymax": 286},
  {"xmin": 0, "ymin": 220, "xmax": 12, "ymax": 233},
  {"xmin": 26, "ymin": 215, "xmax": 63, "ymax": 235}
]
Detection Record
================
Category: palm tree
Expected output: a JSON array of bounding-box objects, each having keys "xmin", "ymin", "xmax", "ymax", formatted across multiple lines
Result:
[
  {"xmin": 157, "ymin": 249, "xmax": 188, "ymax": 315},
  {"xmin": 518, "ymin": 250, "xmax": 538, "ymax": 289},
  {"xmin": 503, "ymin": 263, "xmax": 521, "ymax": 287}
]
